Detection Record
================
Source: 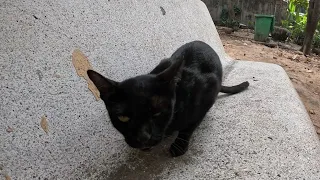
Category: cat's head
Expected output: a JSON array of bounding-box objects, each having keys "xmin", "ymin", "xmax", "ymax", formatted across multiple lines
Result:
[{"xmin": 87, "ymin": 57, "xmax": 184, "ymax": 149}]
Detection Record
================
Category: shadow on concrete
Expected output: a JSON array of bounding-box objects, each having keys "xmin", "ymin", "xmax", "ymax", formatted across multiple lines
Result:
[{"xmin": 98, "ymin": 134, "xmax": 197, "ymax": 180}]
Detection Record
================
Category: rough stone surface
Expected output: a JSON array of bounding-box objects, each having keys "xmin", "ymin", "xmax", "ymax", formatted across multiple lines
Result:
[{"xmin": 1, "ymin": 0, "xmax": 319, "ymax": 180}]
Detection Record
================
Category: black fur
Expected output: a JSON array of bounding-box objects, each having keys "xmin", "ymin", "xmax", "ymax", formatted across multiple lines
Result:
[{"xmin": 87, "ymin": 41, "xmax": 249, "ymax": 157}]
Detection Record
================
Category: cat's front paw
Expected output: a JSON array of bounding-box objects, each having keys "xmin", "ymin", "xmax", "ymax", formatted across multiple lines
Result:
[{"xmin": 169, "ymin": 139, "xmax": 189, "ymax": 157}]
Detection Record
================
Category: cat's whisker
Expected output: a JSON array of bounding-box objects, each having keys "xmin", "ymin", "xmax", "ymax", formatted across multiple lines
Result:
[
  {"xmin": 164, "ymin": 135, "xmax": 174, "ymax": 139},
  {"xmin": 164, "ymin": 135, "xmax": 189, "ymax": 143},
  {"xmin": 176, "ymin": 132, "xmax": 191, "ymax": 136},
  {"xmin": 160, "ymin": 144, "xmax": 169, "ymax": 150},
  {"xmin": 175, "ymin": 137, "xmax": 189, "ymax": 143},
  {"xmin": 171, "ymin": 143, "xmax": 184, "ymax": 155},
  {"xmin": 164, "ymin": 136, "xmax": 178, "ymax": 142}
]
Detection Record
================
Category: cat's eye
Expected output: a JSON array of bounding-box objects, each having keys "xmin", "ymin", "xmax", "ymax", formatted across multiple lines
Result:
[
  {"xmin": 153, "ymin": 112, "xmax": 162, "ymax": 117},
  {"xmin": 118, "ymin": 116, "xmax": 130, "ymax": 122}
]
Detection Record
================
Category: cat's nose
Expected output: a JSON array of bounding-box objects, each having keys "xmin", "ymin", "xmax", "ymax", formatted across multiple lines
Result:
[{"xmin": 137, "ymin": 131, "xmax": 151, "ymax": 143}]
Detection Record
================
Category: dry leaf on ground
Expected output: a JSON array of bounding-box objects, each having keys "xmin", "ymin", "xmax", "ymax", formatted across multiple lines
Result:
[
  {"xmin": 72, "ymin": 49, "xmax": 100, "ymax": 100},
  {"xmin": 40, "ymin": 115, "xmax": 49, "ymax": 134},
  {"xmin": 5, "ymin": 174, "xmax": 11, "ymax": 180},
  {"xmin": 309, "ymin": 110, "xmax": 316, "ymax": 115},
  {"xmin": 292, "ymin": 55, "xmax": 298, "ymax": 60},
  {"xmin": 6, "ymin": 126, "xmax": 13, "ymax": 133}
]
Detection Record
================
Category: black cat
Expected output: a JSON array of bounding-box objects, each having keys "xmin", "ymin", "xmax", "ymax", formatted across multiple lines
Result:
[{"xmin": 87, "ymin": 41, "xmax": 249, "ymax": 157}]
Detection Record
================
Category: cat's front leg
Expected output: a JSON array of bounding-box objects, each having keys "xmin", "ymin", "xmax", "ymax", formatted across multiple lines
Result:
[
  {"xmin": 168, "ymin": 106, "xmax": 211, "ymax": 157},
  {"xmin": 169, "ymin": 133, "xmax": 190, "ymax": 157},
  {"xmin": 169, "ymin": 126, "xmax": 196, "ymax": 157}
]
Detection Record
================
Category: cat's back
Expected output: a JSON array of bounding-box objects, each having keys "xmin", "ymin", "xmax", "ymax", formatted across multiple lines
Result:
[
  {"xmin": 172, "ymin": 41, "xmax": 222, "ymax": 81},
  {"xmin": 171, "ymin": 41, "xmax": 223, "ymax": 130}
]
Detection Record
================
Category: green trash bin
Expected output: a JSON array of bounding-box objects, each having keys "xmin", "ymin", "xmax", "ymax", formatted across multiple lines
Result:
[{"xmin": 254, "ymin": 14, "xmax": 275, "ymax": 42}]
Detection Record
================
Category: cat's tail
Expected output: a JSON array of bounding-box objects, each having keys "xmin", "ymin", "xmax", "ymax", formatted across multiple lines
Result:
[{"xmin": 220, "ymin": 81, "xmax": 249, "ymax": 94}]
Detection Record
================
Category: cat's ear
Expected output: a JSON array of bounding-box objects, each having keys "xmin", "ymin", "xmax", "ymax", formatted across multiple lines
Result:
[
  {"xmin": 156, "ymin": 56, "xmax": 184, "ymax": 82},
  {"xmin": 87, "ymin": 70, "xmax": 118, "ymax": 96}
]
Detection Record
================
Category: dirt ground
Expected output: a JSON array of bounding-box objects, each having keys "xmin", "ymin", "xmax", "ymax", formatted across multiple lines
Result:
[{"xmin": 217, "ymin": 27, "xmax": 320, "ymax": 138}]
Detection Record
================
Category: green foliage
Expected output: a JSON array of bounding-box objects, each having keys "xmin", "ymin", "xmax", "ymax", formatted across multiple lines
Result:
[
  {"xmin": 224, "ymin": 19, "xmax": 240, "ymax": 29},
  {"xmin": 220, "ymin": 6, "xmax": 241, "ymax": 29},
  {"xmin": 281, "ymin": 20, "xmax": 290, "ymax": 28},
  {"xmin": 233, "ymin": 6, "xmax": 241, "ymax": 16},
  {"xmin": 282, "ymin": 0, "xmax": 308, "ymax": 44},
  {"xmin": 282, "ymin": 0, "xmax": 320, "ymax": 48},
  {"xmin": 247, "ymin": 21, "xmax": 254, "ymax": 29},
  {"xmin": 292, "ymin": 24, "xmax": 306, "ymax": 45},
  {"xmin": 288, "ymin": 0, "xmax": 308, "ymax": 13},
  {"xmin": 313, "ymin": 31, "xmax": 320, "ymax": 48},
  {"xmin": 220, "ymin": 9, "xmax": 229, "ymax": 24}
]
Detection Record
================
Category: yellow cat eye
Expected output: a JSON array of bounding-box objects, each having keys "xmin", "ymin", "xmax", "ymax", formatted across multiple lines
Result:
[
  {"xmin": 153, "ymin": 112, "xmax": 162, "ymax": 117},
  {"xmin": 118, "ymin": 116, "xmax": 130, "ymax": 122}
]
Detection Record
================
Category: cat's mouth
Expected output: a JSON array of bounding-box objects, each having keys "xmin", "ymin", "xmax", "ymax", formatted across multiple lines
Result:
[
  {"xmin": 140, "ymin": 147, "xmax": 153, "ymax": 151},
  {"xmin": 125, "ymin": 135, "xmax": 162, "ymax": 150}
]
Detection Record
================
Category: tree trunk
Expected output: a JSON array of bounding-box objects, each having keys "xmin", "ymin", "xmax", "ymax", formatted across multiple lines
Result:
[
  {"xmin": 301, "ymin": 0, "xmax": 320, "ymax": 55},
  {"xmin": 228, "ymin": 0, "xmax": 235, "ymax": 20}
]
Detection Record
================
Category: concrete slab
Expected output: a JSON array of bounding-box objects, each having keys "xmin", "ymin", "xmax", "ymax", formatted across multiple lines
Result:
[
  {"xmin": 95, "ymin": 61, "xmax": 320, "ymax": 180},
  {"xmin": 1, "ymin": 0, "xmax": 319, "ymax": 179}
]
